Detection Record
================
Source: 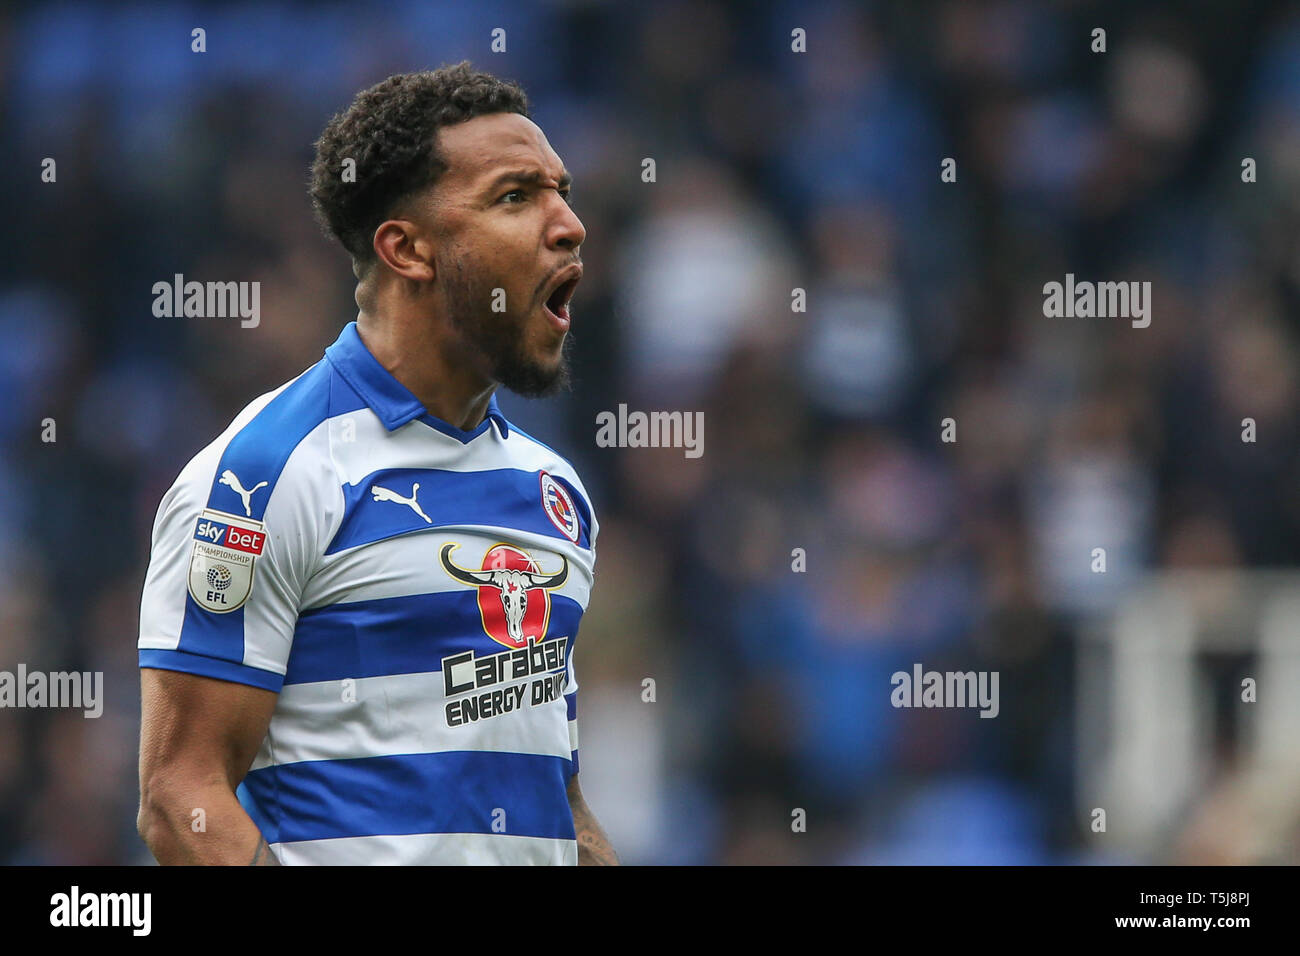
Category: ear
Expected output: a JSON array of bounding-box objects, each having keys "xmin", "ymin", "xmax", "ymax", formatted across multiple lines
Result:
[{"xmin": 372, "ymin": 219, "xmax": 436, "ymax": 283}]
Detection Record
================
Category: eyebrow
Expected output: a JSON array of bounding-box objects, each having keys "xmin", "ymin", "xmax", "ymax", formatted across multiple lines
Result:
[{"xmin": 482, "ymin": 167, "xmax": 573, "ymax": 196}]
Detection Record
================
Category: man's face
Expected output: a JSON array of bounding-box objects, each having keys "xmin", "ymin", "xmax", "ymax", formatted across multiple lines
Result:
[{"xmin": 421, "ymin": 112, "xmax": 586, "ymax": 397}]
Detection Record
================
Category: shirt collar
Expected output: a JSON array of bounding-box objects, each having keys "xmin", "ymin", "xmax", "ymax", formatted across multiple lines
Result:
[{"xmin": 324, "ymin": 321, "xmax": 509, "ymax": 439}]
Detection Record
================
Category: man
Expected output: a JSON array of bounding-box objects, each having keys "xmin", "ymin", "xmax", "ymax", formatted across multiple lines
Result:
[{"xmin": 136, "ymin": 62, "xmax": 618, "ymax": 865}]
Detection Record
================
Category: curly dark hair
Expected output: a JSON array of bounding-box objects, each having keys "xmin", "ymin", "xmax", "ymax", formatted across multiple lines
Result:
[{"xmin": 309, "ymin": 61, "xmax": 530, "ymax": 272}]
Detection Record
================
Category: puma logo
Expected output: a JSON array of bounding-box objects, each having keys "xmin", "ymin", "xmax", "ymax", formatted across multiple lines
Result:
[
  {"xmin": 371, "ymin": 482, "xmax": 432, "ymax": 524},
  {"xmin": 219, "ymin": 469, "xmax": 268, "ymax": 517}
]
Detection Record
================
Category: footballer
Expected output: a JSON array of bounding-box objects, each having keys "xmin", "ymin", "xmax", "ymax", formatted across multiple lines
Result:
[{"xmin": 136, "ymin": 62, "xmax": 618, "ymax": 865}]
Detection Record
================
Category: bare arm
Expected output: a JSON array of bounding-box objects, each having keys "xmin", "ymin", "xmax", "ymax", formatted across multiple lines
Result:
[
  {"xmin": 567, "ymin": 774, "xmax": 620, "ymax": 866},
  {"xmin": 137, "ymin": 667, "xmax": 280, "ymax": 865}
]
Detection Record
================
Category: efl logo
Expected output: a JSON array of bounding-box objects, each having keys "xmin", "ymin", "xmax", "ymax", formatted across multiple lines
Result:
[
  {"xmin": 193, "ymin": 518, "xmax": 265, "ymax": 555},
  {"xmin": 188, "ymin": 509, "xmax": 266, "ymax": 613}
]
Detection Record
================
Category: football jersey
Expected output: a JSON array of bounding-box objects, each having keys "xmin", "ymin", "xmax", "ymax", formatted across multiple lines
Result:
[{"xmin": 138, "ymin": 321, "xmax": 597, "ymax": 864}]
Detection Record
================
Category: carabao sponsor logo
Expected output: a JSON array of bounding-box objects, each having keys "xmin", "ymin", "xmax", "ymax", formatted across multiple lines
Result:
[{"xmin": 439, "ymin": 542, "xmax": 569, "ymax": 649}]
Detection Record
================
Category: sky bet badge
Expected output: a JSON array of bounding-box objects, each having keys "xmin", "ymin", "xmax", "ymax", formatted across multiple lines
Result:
[{"xmin": 187, "ymin": 509, "xmax": 267, "ymax": 612}]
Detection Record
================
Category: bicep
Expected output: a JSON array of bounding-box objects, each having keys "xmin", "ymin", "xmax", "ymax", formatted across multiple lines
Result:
[{"xmin": 139, "ymin": 668, "xmax": 278, "ymax": 792}]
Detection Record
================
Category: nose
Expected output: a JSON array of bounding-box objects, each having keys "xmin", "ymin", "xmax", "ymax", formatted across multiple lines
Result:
[{"xmin": 550, "ymin": 195, "xmax": 586, "ymax": 252}]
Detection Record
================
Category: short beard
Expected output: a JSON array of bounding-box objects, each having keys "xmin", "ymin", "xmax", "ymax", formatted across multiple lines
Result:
[
  {"xmin": 442, "ymin": 261, "xmax": 572, "ymax": 398},
  {"xmin": 489, "ymin": 319, "xmax": 573, "ymax": 398}
]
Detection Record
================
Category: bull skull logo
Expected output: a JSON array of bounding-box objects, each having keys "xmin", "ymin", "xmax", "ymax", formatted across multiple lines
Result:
[{"xmin": 440, "ymin": 543, "xmax": 569, "ymax": 648}]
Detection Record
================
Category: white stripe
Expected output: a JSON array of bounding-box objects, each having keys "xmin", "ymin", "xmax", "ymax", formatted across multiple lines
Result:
[
  {"xmin": 272, "ymin": 831, "xmax": 576, "ymax": 865},
  {"xmin": 251, "ymin": 670, "xmax": 572, "ymax": 770}
]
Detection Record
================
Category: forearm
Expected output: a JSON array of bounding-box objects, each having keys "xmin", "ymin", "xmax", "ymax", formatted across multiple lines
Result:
[
  {"xmin": 139, "ymin": 780, "xmax": 279, "ymax": 865},
  {"xmin": 569, "ymin": 785, "xmax": 620, "ymax": 866}
]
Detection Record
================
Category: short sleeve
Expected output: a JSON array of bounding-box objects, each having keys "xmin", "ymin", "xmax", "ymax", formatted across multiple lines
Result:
[{"xmin": 138, "ymin": 439, "xmax": 321, "ymax": 693}]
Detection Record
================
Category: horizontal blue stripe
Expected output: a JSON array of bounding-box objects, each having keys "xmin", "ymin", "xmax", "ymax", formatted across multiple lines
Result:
[
  {"xmin": 139, "ymin": 647, "xmax": 284, "ymax": 692},
  {"xmin": 286, "ymin": 590, "xmax": 583, "ymax": 685},
  {"xmin": 326, "ymin": 467, "xmax": 591, "ymax": 554},
  {"xmin": 236, "ymin": 778, "xmax": 278, "ymax": 845},
  {"xmin": 239, "ymin": 751, "xmax": 576, "ymax": 844}
]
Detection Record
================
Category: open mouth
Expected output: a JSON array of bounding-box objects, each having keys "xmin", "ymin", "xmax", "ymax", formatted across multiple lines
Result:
[{"xmin": 542, "ymin": 269, "xmax": 581, "ymax": 330}]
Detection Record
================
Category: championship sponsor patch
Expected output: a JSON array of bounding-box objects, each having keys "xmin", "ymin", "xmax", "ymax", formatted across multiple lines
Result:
[
  {"xmin": 187, "ymin": 509, "xmax": 266, "ymax": 613},
  {"xmin": 539, "ymin": 471, "xmax": 579, "ymax": 543}
]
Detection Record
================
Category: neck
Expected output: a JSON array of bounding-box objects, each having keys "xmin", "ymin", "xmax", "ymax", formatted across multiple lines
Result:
[{"xmin": 355, "ymin": 307, "xmax": 496, "ymax": 432}]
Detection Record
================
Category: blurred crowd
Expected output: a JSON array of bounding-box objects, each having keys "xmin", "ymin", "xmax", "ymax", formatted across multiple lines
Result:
[{"xmin": 2, "ymin": 0, "xmax": 1299, "ymax": 864}]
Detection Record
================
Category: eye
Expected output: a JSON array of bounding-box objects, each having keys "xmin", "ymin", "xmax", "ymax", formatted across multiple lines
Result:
[{"xmin": 499, "ymin": 189, "xmax": 525, "ymax": 204}]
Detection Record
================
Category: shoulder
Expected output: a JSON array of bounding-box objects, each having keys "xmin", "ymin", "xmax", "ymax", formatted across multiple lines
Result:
[
  {"xmin": 500, "ymin": 417, "xmax": 581, "ymax": 477},
  {"xmin": 204, "ymin": 360, "xmax": 344, "ymax": 514},
  {"xmin": 154, "ymin": 358, "xmax": 353, "ymax": 534}
]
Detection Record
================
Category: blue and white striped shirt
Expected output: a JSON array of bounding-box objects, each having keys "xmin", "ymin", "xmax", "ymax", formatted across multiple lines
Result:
[{"xmin": 138, "ymin": 321, "xmax": 597, "ymax": 864}]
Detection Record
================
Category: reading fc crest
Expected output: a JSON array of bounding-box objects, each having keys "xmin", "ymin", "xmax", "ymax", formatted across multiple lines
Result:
[{"xmin": 539, "ymin": 471, "xmax": 580, "ymax": 543}]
